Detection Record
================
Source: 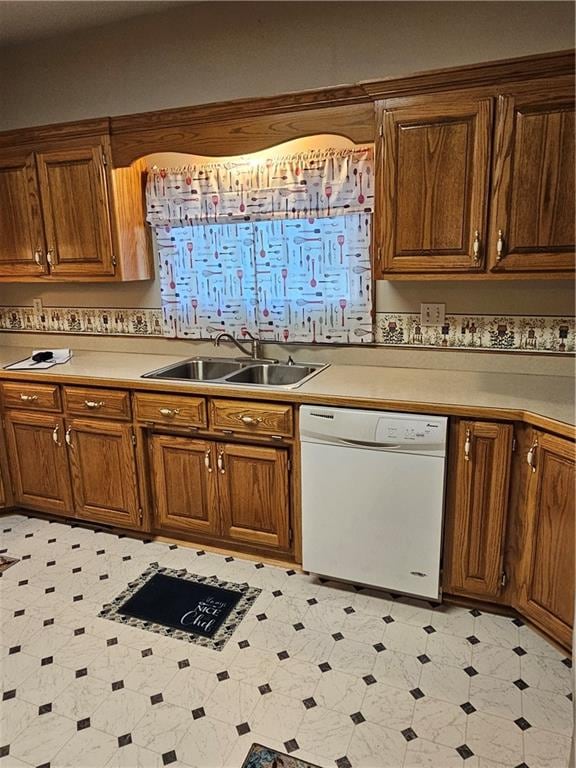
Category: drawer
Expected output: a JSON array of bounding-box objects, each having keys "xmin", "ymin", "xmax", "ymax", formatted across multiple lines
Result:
[
  {"xmin": 209, "ymin": 399, "xmax": 293, "ymax": 437},
  {"xmin": 2, "ymin": 382, "xmax": 61, "ymax": 412},
  {"xmin": 134, "ymin": 393, "xmax": 207, "ymax": 428},
  {"xmin": 64, "ymin": 386, "xmax": 131, "ymax": 420}
]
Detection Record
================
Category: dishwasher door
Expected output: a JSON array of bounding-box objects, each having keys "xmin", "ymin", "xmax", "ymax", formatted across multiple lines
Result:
[{"xmin": 301, "ymin": 440, "xmax": 446, "ymax": 600}]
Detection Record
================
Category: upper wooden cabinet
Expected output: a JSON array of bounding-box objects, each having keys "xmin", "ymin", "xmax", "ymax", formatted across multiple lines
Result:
[
  {"xmin": 489, "ymin": 80, "xmax": 575, "ymax": 273},
  {"xmin": 0, "ymin": 129, "xmax": 152, "ymax": 282},
  {"xmin": 376, "ymin": 97, "xmax": 492, "ymax": 275},
  {"xmin": 376, "ymin": 75, "xmax": 575, "ymax": 279}
]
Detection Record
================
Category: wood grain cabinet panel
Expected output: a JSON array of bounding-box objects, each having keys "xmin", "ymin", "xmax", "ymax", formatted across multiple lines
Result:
[
  {"xmin": 376, "ymin": 96, "xmax": 492, "ymax": 274},
  {"xmin": 489, "ymin": 81, "xmax": 575, "ymax": 273},
  {"xmin": 63, "ymin": 386, "xmax": 131, "ymax": 420},
  {"xmin": 2, "ymin": 382, "xmax": 61, "ymax": 412},
  {"xmin": 35, "ymin": 145, "xmax": 115, "ymax": 277},
  {"xmin": 0, "ymin": 152, "xmax": 47, "ymax": 276},
  {"xmin": 134, "ymin": 393, "xmax": 207, "ymax": 429},
  {"xmin": 209, "ymin": 399, "xmax": 293, "ymax": 437},
  {"xmin": 148, "ymin": 434, "xmax": 219, "ymax": 536},
  {"xmin": 444, "ymin": 420, "xmax": 514, "ymax": 598},
  {"xmin": 67, "ymin": 418, "xmax": 140, "ymax": 528},
  {"xmin": 4, "ymin": 411, "xmax": 72, "ymax": 515},
  {"xmin": 514, "ymin": 431, "xmax": 575, "ymax": 647},
  {"xmin": 217, "ymin": 443, "xmax": 290, "ymax": 550}
]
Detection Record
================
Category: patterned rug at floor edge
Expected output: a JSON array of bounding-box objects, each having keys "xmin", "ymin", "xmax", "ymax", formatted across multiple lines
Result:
[{"xmin": 241, "ymin": 743, "xmax": 322, "ymax": 768}]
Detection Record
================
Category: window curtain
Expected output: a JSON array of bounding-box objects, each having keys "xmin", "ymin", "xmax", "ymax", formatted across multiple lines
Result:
[{"xmin": 146, "ymin": 147, "xmax": 374, "ymax": 342}]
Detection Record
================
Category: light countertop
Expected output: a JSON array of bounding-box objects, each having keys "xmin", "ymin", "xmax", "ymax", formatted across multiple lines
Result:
[{"xmin": 0, "ymin": 346, "xmax": 573, "ymax": 432}]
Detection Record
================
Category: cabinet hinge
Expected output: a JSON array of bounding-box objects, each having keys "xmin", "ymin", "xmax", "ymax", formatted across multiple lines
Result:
[
  {"xmin": 102, "ymin": 151, "xmax": 108, "ymax": 167},
  {"xmin": 111, "ymin": 256, "xmax": 117, "ymax": 269},
  {"xmin": 131, "ymin": 430, "xmax": 137, "ymax": 446},
  {"xmin": 500, "ymin": 570, "xmax": 507, "ymax": 588},
  {"xmin": 138, "ymin": 507, "xmax": 143, "ymax": 524},
  {"xmin": 511, "ymin": 436, "xmax": 517, "ymax": 452},
  {"xmin": 289, "ymin": 527, "xmax": 293, "ymax": 545},
  {"xmin": 287, "ymin": 458, "xmax": 292, "ymax": 472}
]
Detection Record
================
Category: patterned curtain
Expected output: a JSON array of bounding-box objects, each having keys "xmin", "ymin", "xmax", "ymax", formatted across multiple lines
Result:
[{"xmin": 146, "ymin": 147, "xmax": 374, "ymax": 342}]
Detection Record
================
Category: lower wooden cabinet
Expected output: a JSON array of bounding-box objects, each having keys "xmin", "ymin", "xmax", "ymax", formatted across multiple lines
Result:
[
  {"xmin": 67, "ymin": 418, "xmax": 141, "ymax": 528},
  {"xmin": 218, "ymin": 443, "xmax": 290, "ymax": 550},
  {"xmin": 148, "ymin": 434, "xmax": 291, "ymax": 554},
  {"xmin": 514, "ymin": 430, "xmax": 575, "ymax": 648},
  {"xmin": 149, "ymin": 434, "xmax": 218, "ymax": 536},
  {"xmin": 443, "ymin": 420, "xmax": 514, "ymax": 598},
  {"xmin": 4, "ymin": 410, "xmax": 73, "ymax": 515}
]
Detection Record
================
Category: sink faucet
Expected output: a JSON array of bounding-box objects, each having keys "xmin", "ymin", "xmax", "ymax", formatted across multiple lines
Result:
[{"xmin": 214, "ymin": 330, "xmax": 262, "ymax": 360}]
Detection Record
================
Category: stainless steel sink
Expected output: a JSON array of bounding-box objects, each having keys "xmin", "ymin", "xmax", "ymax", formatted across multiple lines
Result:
[
  {"xmin": 141, "ymin": 358, "xmax": 248, "ymax": 381},
  {"xmin": 225, "ymin": 364, "xmax": 321, "ymax": 387},
  {"xmin": 141, "ymin": 356, "xmax": 328, "ymax": 389}
]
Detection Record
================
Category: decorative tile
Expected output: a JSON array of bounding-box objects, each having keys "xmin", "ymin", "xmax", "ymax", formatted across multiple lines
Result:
[
  {"xmin": 0, "ymin": 306, "xmax": 164, "ymax": 338},
  {"xmin": 375, "ymin": 312, "xmax": 575, "ymax": 354}
]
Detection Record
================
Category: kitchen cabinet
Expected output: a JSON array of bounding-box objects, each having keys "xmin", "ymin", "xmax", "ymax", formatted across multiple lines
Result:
[
  {"xmin": 488, "ymin": 79, "xmax": 575, "ymax": 273},
  {"xmin": 443, "ymin": 420, "xmax": 514, "ymax": 598},
  {"xmin": 0, "ymin": 131, "xmax": 152, "ymax": 282},
  {"xmin": 376, "ymin": 96, "xmax": 492, "ymax": 275},
  {"xmin": 4, "ymin": 410, "xmax": 73, "ymax": 515},
  {"xmin": 148, "ymin": 434, "xmax": 219, "ymax": 537},
  {"xmin": 514, "ymin": 430, "xmax": 575, "ymax": 648},
  {"xmin": 66, "ymin": 418, "xmax": 141, "ymax": 528},
  {"xmin": 218, "ymin": 442, "xmax": 290, "ymax": 550},
  {"xmin": 376, "ymin": 76, "xmax": 575, "ymax": 279}
]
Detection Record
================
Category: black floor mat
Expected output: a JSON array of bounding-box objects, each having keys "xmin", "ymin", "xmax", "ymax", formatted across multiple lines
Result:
[{"xmin": 118, "ymin": 572, "xmax": 242, "ymax": 638}]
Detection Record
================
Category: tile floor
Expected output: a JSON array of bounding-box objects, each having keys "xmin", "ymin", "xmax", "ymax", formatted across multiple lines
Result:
[{"xmin": 0, "ymin": 512, "xmax": 573, "ymax": 768}]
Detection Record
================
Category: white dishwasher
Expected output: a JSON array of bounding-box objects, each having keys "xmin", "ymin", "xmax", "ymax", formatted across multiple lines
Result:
[{"xmin": 300, "ymin": 405, "xmax": 448, "ymax": 600}]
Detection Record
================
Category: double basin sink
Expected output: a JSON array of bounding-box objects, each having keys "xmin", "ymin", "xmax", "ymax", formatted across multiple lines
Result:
[{"xmin": 142, "ymin": 357, "xmax": 328, "ymax": 389}]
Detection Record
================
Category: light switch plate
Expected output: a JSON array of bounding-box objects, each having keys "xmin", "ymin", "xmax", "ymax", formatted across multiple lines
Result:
[
  {"xmin": 32, "ymin": 298, "xmax": 43, "ymax": 316},
  {"xmin": 420, "ymin": 303, "xmax": 446, "ymax": 326}
]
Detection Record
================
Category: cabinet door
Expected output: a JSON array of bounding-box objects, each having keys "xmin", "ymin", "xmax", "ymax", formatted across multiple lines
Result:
[
  {"xmin": 444, "ymin": 420, "xmax": 513, "ymax": 598},
  {"xmin": 67, "ymin": 419, "xmax": 140, "ymax": 528},
  {"xmin": 376, "ymin": 97, "xmax": 492, "ymax": 274},
  {"xmin": 217, "ymin": 443, "xmax": 290, "ymax": 551},
  {"xmin": 489, "ymin": 81, "xmax": 575, "ymax": 274},
  {"xmin": 35, "ymin": 144, "xmax": 115, "ymax": 277},
  {"xmin": 4, "ymin": 411, "xmax": 73, "ymax": 515},
  {"xmin": 0, "ymin": 152, "xmax": 47, "ymax": 276},
  {"xmin": 148, "ymin": 434, "xmax": 219, "ymax": 536},
  {"xmin": 515, "ymin": 431, "xmax": 574, "ymax": 647}
]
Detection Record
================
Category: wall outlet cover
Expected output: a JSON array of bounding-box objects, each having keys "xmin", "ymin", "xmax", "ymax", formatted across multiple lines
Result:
[{"xmin": 420, "ymin": 303, "xmax": 446, "ymax": 326}]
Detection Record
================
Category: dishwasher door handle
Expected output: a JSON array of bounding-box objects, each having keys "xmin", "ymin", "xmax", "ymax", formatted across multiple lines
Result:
[{"xmin": 337, "ymin": 438, "xmax": 402, "ymax": 449}]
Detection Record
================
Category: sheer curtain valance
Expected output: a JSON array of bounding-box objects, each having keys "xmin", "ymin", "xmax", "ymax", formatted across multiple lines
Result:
[{"xmin": 146, "ymin": 147, "xmax": 374, "ymax": 342}]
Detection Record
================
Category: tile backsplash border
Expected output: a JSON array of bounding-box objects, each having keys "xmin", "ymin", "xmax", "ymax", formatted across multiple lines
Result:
[{"xmin": 0, "ymin": 305, "xmax": 573, "ymax": 354}]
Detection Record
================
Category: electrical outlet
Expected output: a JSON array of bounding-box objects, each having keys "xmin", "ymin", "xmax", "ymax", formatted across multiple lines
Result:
[
  {"xmin": 32, "ymin": 298, "xmax": 43, "ymax": 316},
  {"xmin": 420, "ymin": 302, "xmax": 446, "ymax": 326}
]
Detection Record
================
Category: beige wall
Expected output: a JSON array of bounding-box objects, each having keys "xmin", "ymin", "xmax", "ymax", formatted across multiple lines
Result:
[{"xmin": 0, "ymin": 1, "xmax": 574, "ymax": 322}]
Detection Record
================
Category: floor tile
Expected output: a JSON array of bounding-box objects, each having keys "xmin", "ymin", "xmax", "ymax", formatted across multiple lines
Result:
[
  {"xmin": 123, "ymin": 653, "xmax": 179, "ymax": 696},
  {"xmin": 425, "ymin": 630, "xmax": 472, "ymax": 668},
  {"xmin": 372, "ymin": 649, "xmax": 422, "ymax": 691},
  {"xmin": 176, "ymin": 715, "xmax": 238, "ymax": 768},
  {"xmin": 313, "ymin": 668, "xmax": 366, "ymax": 715},
  {"xmin": 249, "ymin": 691, "xmax": 305, "ymax": 743},
  {"xmin": 51, "ymin": 725, "xmax": 118, "ymax": 768},
  {"xmin": 131, "ymin": 701, "xmax": 192, "ymax": 754},
  {"xmin": 404, "ymin": 737, "xmax": 464, "ymax": 767},
  {"xmin": 362, "ymin": 680, "xmax": 415, "ymax": 731},
  {"xmin": 105, "ymin": 743, "xmax": 164, "ymax": 767},
  {"xmin": 328, "ymin": 637, "xmax": 377, "ymax": 677},
  {"xmin": 465, "ymin": 710, "xmax": 523, "ymax": 765},
  {"xmin": 9, "ymin": 710, "xmax": 77, "ymax": 765},
  {"xmin": 412, "ymin": 696, "xmax": 467, "ymax": 748},
  {"xmin": 347, "ymin": 720, "xmax": 407, "ymax": 768},
  {"xmin": 16, "ymin": 661, "xmax": 75, "ymax": 705},
  {"xmin": 288, "ymin": 627, "xmax": 336, "ymax": 666},
  {"xmin": 52, "ymin": 674, "xmax": 111, "ymax": 721},
  {"xmin": 204, "ymin": 677, "xmax": 260, "ymax": 725},
  {"xmin": 520, "ymin": 652, "xmax": 572, "ymax": 694},
  {"xmin": 471, "ymin": 643, "xmax": 521, "ymax": 682},
  {"xmin": 0, "ymin": 696, "xmax": 38, "ymax": 743},
  {"xmin": 269, "ymin": 656, "xmax": 321, "ymax": 700},
  {"xmin": 469, "ymin": 674, "xmax": 522, "ymax": 721},
  {"xmin": 521, "ymin": 685, "xmax": 574, "ymax": 734},
  {"xmin": 91, "ymin": 687, "xmax": 149, "ymax": 737},
  {"xmin": 419, "ymin": 661, "xmax": 471, "ymax": 705},
  {"xmin": 296, "ymin": 705, "xmax": 355, "ymax": 760},
  {"xmin": 523, "ymin": 726, "xmax": 572, "ymax": 767}
]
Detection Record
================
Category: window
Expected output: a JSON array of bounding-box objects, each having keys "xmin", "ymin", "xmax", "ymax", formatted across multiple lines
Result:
[{"xmin": 146, "ymin": 146, "xmax": 374, "ymax": 343}]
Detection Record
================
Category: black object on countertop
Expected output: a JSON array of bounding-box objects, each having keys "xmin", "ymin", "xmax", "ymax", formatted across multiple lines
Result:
[{"xmin": 117, "ymin": 573, "xmax": 242, "ymax": 638}]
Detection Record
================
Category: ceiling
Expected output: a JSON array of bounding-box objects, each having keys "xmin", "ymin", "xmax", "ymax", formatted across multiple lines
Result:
[{"xmin": 0, "ymin": 1, "xmax": 189, "ymax": 46}]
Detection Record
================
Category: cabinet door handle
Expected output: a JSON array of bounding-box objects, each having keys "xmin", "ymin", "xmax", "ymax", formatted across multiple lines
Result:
[
  {"xmin": 204, "ymin": 448, "xmax": 213, "ymax": 473},
  {"xmin": 240, "ymin": 414, "xmax": 262, "ymax": 425},
  {"xmin": 472, "ymin": 230, "xmax": 481, "ymax": 262},
  {"xmin": 84, "ymin": 400, "xmax": 104, "ymax": 409},
  {"xmin": 217, "ymin": 450, "xmax": 225, "ymax": 474},
  {"xmin": 527, "ymin": 440, "xmax": 538, "ymax": 472},
  {"xmin": 46, "ymin": 248, "xmax": 55, "ymax": 266},
  {"xmin": 496, "ymin": 230, "xmax": 504, "ymax": 261},
  {"xmin": 52, "ymin": 425, "xmax": 61, "ymax": 446},
  {"xmin": 464, "ymin": 429, "xmax": 471, "ymax": 462},
  {"xmin": 159, "ymin": 407, "xmax": 180, "ymax": 417},
  {"xmin": 65, "ymin": 426, "xmax": 73, "ymax": 448},
  {"xmin": 20, "ymin": 393, "xmax": 38, "ymax": 402},
  {"xmin": 34, "ymin": 249, "xmax": 43, "ymax": 265}
]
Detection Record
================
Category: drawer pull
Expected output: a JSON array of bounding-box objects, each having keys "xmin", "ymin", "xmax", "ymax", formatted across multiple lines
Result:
[
  {"xmin": 52, "ymin": 425, "xmax": 61, "ymax": 447},
  {"xmin": 20, "ymin": 393, "xmax": 38, "ymax": 402},
  {"xmin": 239, "ymin": 414, "xmax": 262, "ymax": 425},
  {"xmin": 84, "ymin": 400, "xmax": 104, "ymax": 409},
  {"xmin": 217, "ymin": 450, "xmax": 225, "ymax": 474},
  {"xmin": 204, "ymin": 448, "xmax": 213, "ymax": 473},
  {"xmin": 159, "ymin": 407, "xmax": 180, "ymax": 417}
]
